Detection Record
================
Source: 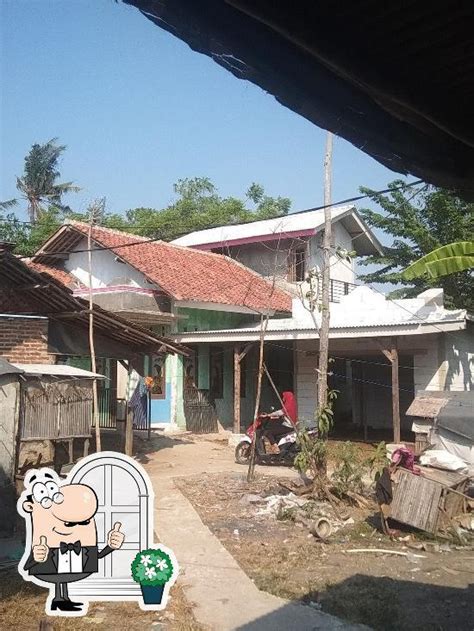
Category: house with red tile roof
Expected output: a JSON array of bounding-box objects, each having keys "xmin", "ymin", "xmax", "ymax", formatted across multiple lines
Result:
[{"xmin": 31, "ymin": 221, "xmax": 292, "ymax": 431}]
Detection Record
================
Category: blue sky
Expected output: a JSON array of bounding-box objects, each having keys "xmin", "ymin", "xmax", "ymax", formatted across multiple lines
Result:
[{"xmin": 1, "ymin": 0, "xmax": 407, "ymax": 222}]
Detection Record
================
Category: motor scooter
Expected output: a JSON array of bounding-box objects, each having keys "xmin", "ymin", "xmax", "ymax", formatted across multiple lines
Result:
[{"xmin": 234, "ymin": 412, "xmax": 317, "ymax": 466}]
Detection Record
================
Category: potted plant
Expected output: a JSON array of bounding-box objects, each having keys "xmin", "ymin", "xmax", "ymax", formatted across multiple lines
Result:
[{"xmin": 131, "ymin": 546, "xmax": 176, "ymax": 608}]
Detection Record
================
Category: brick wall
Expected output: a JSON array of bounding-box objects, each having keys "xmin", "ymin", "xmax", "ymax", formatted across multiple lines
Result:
[{"xmin": 0, "ymin": 317, "xmax": 53, "ymax": 364}]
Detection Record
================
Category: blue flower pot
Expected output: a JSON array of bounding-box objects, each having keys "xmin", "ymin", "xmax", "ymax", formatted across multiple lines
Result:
[{"xmin": 140, "ymin": 584, "xmax": 165, "ymax": 605}]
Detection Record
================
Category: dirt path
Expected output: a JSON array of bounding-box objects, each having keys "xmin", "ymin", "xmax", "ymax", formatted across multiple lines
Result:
[
  {"xmin": 135, "ymin": 430, "xmax": 299, "ymax": 480},
  {"xmin": 142, "ymin": 432, "xmax": 363, "ymax": 630},
  {"xmin": 175, "ymin": 470, "xmax": 474, "ymax": 631}
]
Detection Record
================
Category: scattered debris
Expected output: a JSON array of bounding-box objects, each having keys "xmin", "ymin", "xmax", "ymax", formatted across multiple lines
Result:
[
  {"xmin": 239, "ymin": 493, "xmax": 264, "ymax": 505},
  {"xmin": 346, "ymin": 549, "xmax": 426, "ymax": 558},
  {"xmin": 455, "ymin": 514, "xmax": 474, "ymax": 531}
]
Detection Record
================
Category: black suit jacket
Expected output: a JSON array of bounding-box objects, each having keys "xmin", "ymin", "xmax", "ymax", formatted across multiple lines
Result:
[{"xmin": 23, "ymin": 545, "xmax": 113, "ymax": 576}]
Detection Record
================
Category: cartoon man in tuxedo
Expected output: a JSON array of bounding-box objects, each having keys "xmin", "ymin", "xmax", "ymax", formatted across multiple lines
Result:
[{"xmin": 18, "ymin": 468, "xmax": 125, "ymax": 615}]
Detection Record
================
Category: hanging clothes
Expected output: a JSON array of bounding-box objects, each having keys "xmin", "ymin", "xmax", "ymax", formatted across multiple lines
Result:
[
  {"xmin": 129, "ymin": 378, "xmax": 148, "ymax": 429},
  {"xmin": 281, "ymin": 391, "xmax": 298, "ymax": 425}
]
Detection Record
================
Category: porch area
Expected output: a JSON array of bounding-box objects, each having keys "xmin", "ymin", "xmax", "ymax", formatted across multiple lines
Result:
[{"xmin": 173, "ymin": 336, "xmax": 419, "ymax": 445}]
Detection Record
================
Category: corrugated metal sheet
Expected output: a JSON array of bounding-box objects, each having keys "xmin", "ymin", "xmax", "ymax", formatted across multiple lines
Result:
[
  {"xmin": 173, "ymin": 205, "xmax": 352, "ymax": 246},
  {"xmin": 12, "ymin": 364, "xmax": 106, "ymax": 379}
]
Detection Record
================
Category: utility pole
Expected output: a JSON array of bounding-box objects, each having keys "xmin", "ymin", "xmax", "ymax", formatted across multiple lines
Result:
[
  {"xmin": 88, "ymin": 198, "xmax": 105, "ymax": 453},
  {"xmin": 318, "ymin": 132, "xmax": 333, "ymax": 411}
]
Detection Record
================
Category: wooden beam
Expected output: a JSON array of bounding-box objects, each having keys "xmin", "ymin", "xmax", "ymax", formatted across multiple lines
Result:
[
  {"xmin": 391, "ymin": 337, "xmax": 401, "ymax": 443},
  {"xmin": 233, "ymin": 344, "xmax": 241, "ymax": 434},
  {"xmin": 238, "ymin": 342, "xmax": 254, "ymax": 362},
  {"xmin": 375, "ymin": 337, "xmax": 393, "ymax": 363}
]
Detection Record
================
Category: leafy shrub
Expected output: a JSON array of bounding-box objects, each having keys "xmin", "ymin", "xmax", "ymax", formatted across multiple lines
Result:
[{"xmin": 330, "ymin": 442, "xmax": 366, "ymax": 497}]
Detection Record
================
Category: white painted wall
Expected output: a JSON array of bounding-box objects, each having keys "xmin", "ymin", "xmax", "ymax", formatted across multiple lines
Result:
[
  {"xmin": 295, "ymin": 328, "xmax": 473, "ymax": 432},
  {"xmin": 294, "ymin": 340, "xmax": 318, "ymax": 422},
  {"xmin": 308, "ymin": 221, "xmax": 355, "ymax": 283},
  {"xmin": 65, "ymin": 237, "xmax": 158, "ymax": 289},
  {"xmin": 414, "ymin": 328, "xmax": 474, "ymax": 392},
  {"xmin": 230, "ymin": 242, "xmax": 289, "ymax": 278},
  {"xmin": 228, "ymin": 220, "xmax": 356, "ymax": 284}
]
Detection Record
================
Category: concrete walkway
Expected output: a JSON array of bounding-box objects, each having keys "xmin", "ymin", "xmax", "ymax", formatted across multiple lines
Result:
[{"xmin": 145, "ymin": 433, "xmax": 366, "ymax": 630}]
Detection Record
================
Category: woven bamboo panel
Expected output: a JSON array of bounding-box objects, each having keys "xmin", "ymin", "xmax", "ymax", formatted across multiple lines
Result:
[{"xmin": 391, "ymin": 469, "xmax": 442, "ymax": 533}]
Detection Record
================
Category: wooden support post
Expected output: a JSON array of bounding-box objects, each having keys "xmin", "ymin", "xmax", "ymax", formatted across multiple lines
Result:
[
  {"xmin": 233, "ymin": 344, "xmax": 241, "ymax": 434},
  {"xmin": 83, "ymin": 438, "xmax": 90, "ymax": 458},
  {"xmin": 391, "ymin": 337, "xmax": 401, "ymax": 443},
  {"xmin": 376, "ymin": 337, "xmax": 401, "ymax": 444},
  {"xmin": 124, "ymin": 360, "xmax": 134, "ymax": 456},
  {"xmin": 125, "ymin": 404, "xmax": 134, "ymax": 456},
  {"xmin": 68, "ymin": 439, "xmax": 73, "ymax": 464}
]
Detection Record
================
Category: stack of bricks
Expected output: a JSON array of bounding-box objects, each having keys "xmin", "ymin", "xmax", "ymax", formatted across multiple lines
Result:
[{"xmin": 0, "ymin": 317, "xmax": 53, "ymax": 364}]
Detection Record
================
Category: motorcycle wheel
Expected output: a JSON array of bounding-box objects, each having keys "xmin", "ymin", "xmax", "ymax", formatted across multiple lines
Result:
[{"xmin": 235, "ymin": 441, "xmax": 251, "ymax": 465}]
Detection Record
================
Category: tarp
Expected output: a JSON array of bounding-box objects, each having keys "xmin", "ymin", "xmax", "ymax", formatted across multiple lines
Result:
[
  {"xmin": 0, "ymin": 357, "xmax": 23, "ymax": 377},
  {"xmin": 436, "ymin": 392, "xmax": 474, "ymax": 442}
]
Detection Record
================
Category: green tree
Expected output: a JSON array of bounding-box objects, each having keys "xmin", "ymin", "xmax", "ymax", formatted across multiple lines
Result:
[
  {"xmin": 125, "ymin": 177, "xmax": 291, "ymax": 240},
  {"xmin": 358, "ymin": 181, "xmax": 474, "ymax": 310},
  {"xmin": 0, "ymin": 205, "xmax": 128, "ymax": 257},
  {"xmin": 1, "ymin": 138, "xmax": 80, "ymax": 222}
]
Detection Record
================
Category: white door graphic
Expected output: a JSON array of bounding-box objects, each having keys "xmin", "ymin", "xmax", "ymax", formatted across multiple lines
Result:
[{"xmin": 68, "ymin": 453, "xmax": 152, "ymax": 599}]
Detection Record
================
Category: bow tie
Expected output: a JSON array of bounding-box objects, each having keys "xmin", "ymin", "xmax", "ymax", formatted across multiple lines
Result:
[{"xmin": 60, "ymin": 541, "xmax": 81, "ymax": 555}]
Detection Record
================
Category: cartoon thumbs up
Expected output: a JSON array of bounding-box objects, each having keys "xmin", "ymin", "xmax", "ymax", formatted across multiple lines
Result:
[
  {"xmin": 33, "ymin": 535, "xmax": 49, "ymax": 563},
  {"xmin": 107, "ymin": 521, "xmax": 124, "ymax": 550}
]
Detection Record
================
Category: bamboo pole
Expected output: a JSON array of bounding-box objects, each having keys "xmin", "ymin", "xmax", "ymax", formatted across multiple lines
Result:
[
  {"xmin": 247, "ymin": 315, "xmax": 268, "ymax": 482},
  {"xmin": 88, "ymin": 220, "xmax": 101, "ymax": 453}
]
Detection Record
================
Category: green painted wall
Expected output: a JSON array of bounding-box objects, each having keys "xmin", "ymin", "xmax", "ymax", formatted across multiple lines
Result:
[
  {"xmin": 177, "ymin": 308, "xmax": 247, "ymax": 333},
  {"xmin": 175, "ymin": 308, "xmax": 257, "ymax": 428}
]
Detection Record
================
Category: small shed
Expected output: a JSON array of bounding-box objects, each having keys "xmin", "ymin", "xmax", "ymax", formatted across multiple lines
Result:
[
  {"xmin": 0, "ymin": 359, "xmax": 24, "ymax": 534},
  {"xmin": 15, "ymin": 364, "xmax": 107, "ymax": 477},
  {"xmin": 406, "ymin": 391, "xmax": 474, "ymax": 466},
  {"xmin": 0, "ymin": 362, "xmax": 107, "ymax": 492}
]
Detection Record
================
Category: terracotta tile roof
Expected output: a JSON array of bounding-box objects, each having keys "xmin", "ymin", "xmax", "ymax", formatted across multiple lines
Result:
[
  {"xmin": 63, "ymin": 222, "xmax": 291, "ymax": 313},
  {"xmin": 26, "ymin": 260, "xmax": 83, "ymax": 288}
]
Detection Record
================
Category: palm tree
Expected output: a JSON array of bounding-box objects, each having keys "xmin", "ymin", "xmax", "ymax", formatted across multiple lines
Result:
[{"xmin": 0, "ymin": 138, "xmax": 80, "ymax": 222}]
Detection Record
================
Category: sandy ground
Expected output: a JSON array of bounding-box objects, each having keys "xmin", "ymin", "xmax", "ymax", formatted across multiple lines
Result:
[
  {"xmin": 2, "ymin": 430, "xmax": 472, "ymax": 631},
  {"xmin": 136, "ymin": 431, "xmax": 474, "ymax": 631},
  {"xmin": 175, "ymin": 469, "xmax": 474, "ymax": 631}
]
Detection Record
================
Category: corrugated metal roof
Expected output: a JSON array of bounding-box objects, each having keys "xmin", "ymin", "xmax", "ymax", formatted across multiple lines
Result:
[
  {"xmin": 173, "ymin": 206, "xmax": 352, "ymax": 247},
  {"xmin": 12, "ymin": 364, "xmax": 107, "ymax": 379},
  {"xmin": 174, "ymin": 287, "xmax": 467, "ymax": 341}
]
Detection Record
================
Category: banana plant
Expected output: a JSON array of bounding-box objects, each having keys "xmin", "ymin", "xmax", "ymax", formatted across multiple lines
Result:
[{"xmin": 402, "ymin": 241, "xmax": 474, "ymax": 280}]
